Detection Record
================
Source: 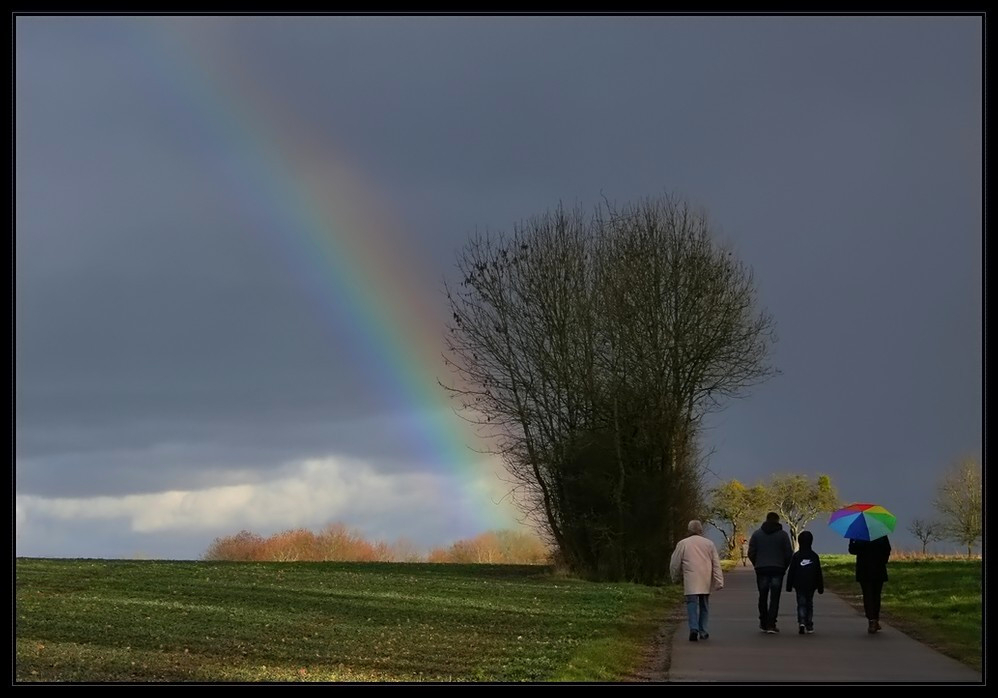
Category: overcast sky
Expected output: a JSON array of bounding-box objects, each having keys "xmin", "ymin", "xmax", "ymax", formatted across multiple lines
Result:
[{"xmin": 15, "ymin": 16, "xmax": 982, "ymax": 559}]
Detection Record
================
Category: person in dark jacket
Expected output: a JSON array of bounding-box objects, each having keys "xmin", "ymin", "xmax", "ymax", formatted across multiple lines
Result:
[
  {"xmin": 786, "ymin": 530, "xmax": 824, "ymax": 634},
  {"xmin": 849, "ymin": 535, "xmax": 891, "ymax": 633},
  {"xmin": 748, "ymin": 512, "xmax": 794, "ymax": 633}
]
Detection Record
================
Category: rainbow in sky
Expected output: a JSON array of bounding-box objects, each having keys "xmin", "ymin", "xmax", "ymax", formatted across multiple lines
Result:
[{"xmin": 136, "ymin": 19, "xmax": 511, "ymax": 533}]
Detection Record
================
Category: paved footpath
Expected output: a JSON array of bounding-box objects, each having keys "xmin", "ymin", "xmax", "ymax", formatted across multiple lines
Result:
[{"xmin": 668, "ymin": 565, "xmax": 982, "ymax": 683}]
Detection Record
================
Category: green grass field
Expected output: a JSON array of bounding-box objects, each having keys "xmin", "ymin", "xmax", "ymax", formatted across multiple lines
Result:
[
  {"xmin": 15, "ymin": 559, "xmax": 681, "ymax": 682},
  {"xmin": 821, "ymin": 555, "xmax": 982, "ymax": 671}
]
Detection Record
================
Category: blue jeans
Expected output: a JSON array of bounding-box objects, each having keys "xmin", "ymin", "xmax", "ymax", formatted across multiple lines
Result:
[
  {"xmin": 756, "ymin": 573, "xmax": 784, "ymax": 627},
  {"xmin": 796, "ymin": 589, "xmax": 815, "ymax": 628},
  {"xmin": 685, "ymin": 594, "xmax": 710, "ymax": 634}
]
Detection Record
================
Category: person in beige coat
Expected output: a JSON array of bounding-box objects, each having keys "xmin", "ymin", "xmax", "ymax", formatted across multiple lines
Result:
[{"xmin": 670, "ymin": 520, "xmax": 725, "ymax": 642}]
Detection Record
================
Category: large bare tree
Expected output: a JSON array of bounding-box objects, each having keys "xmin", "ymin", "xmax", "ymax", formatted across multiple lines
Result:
[{"xmin": 442, "ymin": 195, "xmax": 777, "ymax": 583}]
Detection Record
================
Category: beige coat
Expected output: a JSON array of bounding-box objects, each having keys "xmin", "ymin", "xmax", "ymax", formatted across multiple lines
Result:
[{"xmin": 670, "ymin": 534, "xmax": 724, "ymax": 595}]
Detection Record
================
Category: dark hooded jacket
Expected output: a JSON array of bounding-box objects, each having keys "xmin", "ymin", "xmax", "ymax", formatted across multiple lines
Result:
[
  {"xmin": 747, "ymin": 520, "xmax": 793, "ymax": 575},
  {"xmin": 849, "ymin": 536, "xmax": 891, "ymax": 583},
  {"xmin": 786, "ymin": 531, "xmax": 824, "ymax": 594}
]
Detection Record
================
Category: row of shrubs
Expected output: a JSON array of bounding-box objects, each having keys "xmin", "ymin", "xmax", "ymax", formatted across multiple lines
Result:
[{"xmin": 202, "ymin": 523, "xmax": 551, "ymax": 564}]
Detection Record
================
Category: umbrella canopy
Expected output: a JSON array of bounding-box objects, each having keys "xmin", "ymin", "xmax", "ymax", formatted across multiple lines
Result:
[{"xmin": 828, "ymin": 503, "xmax": 896, "ymax": 541}]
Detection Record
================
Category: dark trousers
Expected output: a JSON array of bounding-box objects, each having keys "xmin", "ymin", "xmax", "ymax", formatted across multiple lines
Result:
[
  {"xmin": 795, "ymin": 589, "xmax": 815, "ymax": 628},
  {"xmin": 756, "ymin": 572, "xmax": 784, "ymax": 627},
  {"xmin": 859, "ymin": 579, "xmax": 884, "ymax": 620}
]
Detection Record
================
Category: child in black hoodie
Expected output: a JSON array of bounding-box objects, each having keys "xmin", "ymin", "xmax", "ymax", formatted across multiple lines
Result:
[{"xmin": 786, "ymin": 530, "xmax": 824, "ymax": 634}]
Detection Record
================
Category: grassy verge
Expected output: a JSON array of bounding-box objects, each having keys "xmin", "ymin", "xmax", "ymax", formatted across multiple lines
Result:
[
  {"xmin": 16, "ymin": 559, "xmax": 682, "ymax": 682},
  {"xmin": 821, "ymin": 555, "xmax": 982, "ymax": 671},
  {"xmin": 548, "ymin": 597, "xmax": 673, "ymax": 682}
]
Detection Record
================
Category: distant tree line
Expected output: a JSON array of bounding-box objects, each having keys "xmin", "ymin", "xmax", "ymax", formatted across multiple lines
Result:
[
  {"xmin": 708, "ymin": 455, "xmax": 982, "ymax": 559},
  {"xmin": 202, "ymin": 523, "xmax": 550, "ymax": 564},
  {"xmin": 705, "ymin": 474, "xmax": 840, "ymax": 556}
]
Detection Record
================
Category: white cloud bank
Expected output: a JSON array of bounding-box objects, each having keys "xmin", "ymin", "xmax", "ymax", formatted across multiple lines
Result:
[{"xmin": 16, "ymin": 455, "xmax": 524, "ymax": 557}]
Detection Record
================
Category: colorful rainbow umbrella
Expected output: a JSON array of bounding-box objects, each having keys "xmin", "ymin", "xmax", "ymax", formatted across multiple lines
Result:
[{"xmin": 828, "ymin": 503, "xmax": 896, "ymax": 541}]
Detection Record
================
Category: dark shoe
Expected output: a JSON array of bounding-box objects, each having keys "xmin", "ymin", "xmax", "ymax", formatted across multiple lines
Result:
[
  {"xmin": 689, "ymin": 631, "xmax": 699, "ymax": 642},
  {"xmin": 771, "ymin": 624, "xmax": 780, "ymax": 633},
  {"xmin": 760, "ymin": 622, "xmax": 767, "ymax": 632},
  {"xmin": 698, "ymin": 632, "xmax": 709, "ymax": 640},
  {"xmin": 765, "ymin": 626, "xmax": 777, "ymax": 634},
  {"xmin": 868, "ymin": 620, "xmax": 877, "ymax": 634},
  {"xmin": 874, "ymin": 620, "xmax": 882, "ymax": 632},
  {"xmin": 805, "ymin": 626, "xmax": 814, "ymax": 634},
  {"xmin": 799, "ymin": 624, "xmax": 806, "ymax": 634}
]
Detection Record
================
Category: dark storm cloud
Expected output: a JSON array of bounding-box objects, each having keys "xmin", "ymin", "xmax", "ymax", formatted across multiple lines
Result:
[
  {"xmin": 16, "ymin": 408, "xmax": 479, "ymax": 498},
  {"xmin": 16, "ymin": 16, "xmax": 981, "ymax": 555}
]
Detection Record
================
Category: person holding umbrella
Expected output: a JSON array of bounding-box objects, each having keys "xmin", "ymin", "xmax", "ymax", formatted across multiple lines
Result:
[
  {"xmin": 849, "ymin": 535, "xmax": 891, "ymax": 633},
  {"xmin": 829, "ymin": 503, "xmax": 895, "ymax": 634}
]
